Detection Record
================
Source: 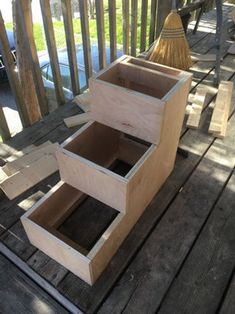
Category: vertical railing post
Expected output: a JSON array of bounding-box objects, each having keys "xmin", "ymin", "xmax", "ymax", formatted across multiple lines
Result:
[
  {"xmin": 0, "ymin": 11, "xmax": 30, "ymax": 127},
  {"xmin": 131, "ymin": 0, "xmax": 138, "ymax": 57},
  {"xmin": 95, "ymin": 0, "xmax": 106, "ymax": 69},
  {"xmin": 155, "ymin": 0, "xmax": 172, "ymax": 39},
  {"xmin": 61, "ymin": 0, "xmax": 80, "ymax": 96},
  {"xmin": 0, "ymin": 105, "xmax": 11, "ymax": 141},
  {"xmin": 149, "ymin": 0, "xmax": 157, "ymax": 45},
  {"xmin": 122, "ymin": 0, "xmax": 130, "ymax": 55},
  {"xmin": 17, "ymin": 0, "xmax": 49, "ymax": 116},
  {"xmin": 108, "ymin": 0, "xmax": 117, "ymax": 62},
  {"xmin": 40, "ymin": 0, "xmax": 65, "ymax": 106},
  {"xmin": 79, "ymin": 0, "xmax": 92, "ymax": 86},
  {"xmin": 140, "ymin": 0, "xmax": 148, "ymax": 52}
]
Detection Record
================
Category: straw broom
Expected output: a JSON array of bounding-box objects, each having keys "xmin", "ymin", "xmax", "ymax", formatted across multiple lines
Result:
[{"xmin": 149, "ymin": 1, "xmax": 192, "ymax": 71}]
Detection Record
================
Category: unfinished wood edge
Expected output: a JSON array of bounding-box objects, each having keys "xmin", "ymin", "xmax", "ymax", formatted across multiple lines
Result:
[
  {"xmin": 64, "ymin": 112, "xmax": 91, "ymax": 128},
  {"xmin": 162, "ymin": 73, "xmax": 192, "ymax": 102}
]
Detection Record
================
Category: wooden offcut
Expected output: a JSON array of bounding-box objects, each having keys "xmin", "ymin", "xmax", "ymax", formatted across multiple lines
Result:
[
  {"xmin": 191, "ymin": 53, "xmax": 218, "ymax": 62},
  {"xmin": 74, "ymin": 92, "xmax": 91, "ymax": 112},
  {"xmin": 63, "ymin": 113, "xmax": 91, "ymax": 128},
  {"xmin": 209, "ymin": 81, "xmax": 233, "ymax": 138},
  {"xmin": 186, "ymin": 87, "xmax": 210, "ymax": 129}
]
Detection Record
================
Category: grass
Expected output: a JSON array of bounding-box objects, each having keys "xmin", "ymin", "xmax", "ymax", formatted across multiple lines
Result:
[
  {"xmin": 5, "ymin": 0, "xmax": 152, "ymax": 52},
  {"xmin": 5, "ymin": 0, "xmax": 191, "ymax": 52}
]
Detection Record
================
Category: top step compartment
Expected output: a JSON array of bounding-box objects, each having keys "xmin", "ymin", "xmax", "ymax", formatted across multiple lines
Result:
[{"xmin": 89, "ymin": 56, "xmax": 192, "ymax": 144}]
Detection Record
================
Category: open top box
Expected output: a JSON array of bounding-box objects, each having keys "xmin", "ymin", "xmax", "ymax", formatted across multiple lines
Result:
[
  {"xmin": 56, "ymin": 120, "xmax": 154, "ymax": 213},
  {"xmin": 89, "ymin": 55, "xmax": 191, "ymax": 144}
]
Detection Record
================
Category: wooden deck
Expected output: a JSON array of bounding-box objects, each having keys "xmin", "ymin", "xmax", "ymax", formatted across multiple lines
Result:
[{"xmin": 0, "ymin": 3, "xmax": 235, "ymax": 313}]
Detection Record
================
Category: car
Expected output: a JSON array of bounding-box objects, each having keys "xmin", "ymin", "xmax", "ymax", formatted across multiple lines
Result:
[
  {"xmin": 39, "ymin": 43, "xmax": 123, "ymax": 100},
  {"xmin": 0, "ymin": 30, "xmax": 17, "ymax": 81}
]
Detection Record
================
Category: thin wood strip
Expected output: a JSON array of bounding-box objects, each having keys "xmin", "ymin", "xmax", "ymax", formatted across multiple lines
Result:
[
  {"xmin": 0, "ymin": 11, "xmax": 30, "ymax": 127},
  {"xmin": 149, "ymin": 0, "xmax": 157, "ymax": 45},
  {"xmin": 79, "ymin": 0, "xmax": 92, "ymax": 85},
  {"xmin": 74, "ymin": 92, "xmax": 91, "ymax": 112},
  {"xmin": 108, "ymin": 0, "xmax": 117, "ymax": 62},
  {"xmin": 131, "ymin": 0, "xmax": 138, "ymax": 57},
  {"xmin": 95, "ymin": 0, "xmax": 106, "ymax": 69},
  {"xmin": 122, "ymin": 0, "xmax": 130, "ymax": 54},
  {"xmin": 61, "ymin": 0, "xmax": 80, "ymax": 96},
  {"xmin": 140, "ymin": 0, "xmax": 148, "ymax": 53},
  {"xmin": 0, "ymin": 154, "xmax": 58, "ymax": 200},
  {"xmin": 64, "ymin": 113, "xmax": 91, "ymax": 128},
  {"xmin": 191, "ymin": 53, "xmax": 218, "ymax": 62},
  {"xmin": 0, "ymin": 105, "xmax": 11, "ymax": 141},
  {"xmin": 209, "ymin": 81, "xmax": 233, "ymax": 136},
  {"xmin": 186, "ymin": 88, "xmax": 209, "ymax": 129},
  {"xmin": 2, "ymin": 143, "xmax": 59, "ymax": 176},
  {"xmin": 40, "ymin": 0, "xmax": 65, "ymax": 106},
  {"xmin": 17, "ymin": 0, "xmax": 49, "ymax": 116}
]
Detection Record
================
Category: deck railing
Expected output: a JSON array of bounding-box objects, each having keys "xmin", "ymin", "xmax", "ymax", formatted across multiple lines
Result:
[{"xmin": 0, "ymin": 0, "xmax": 209, "ymax": 141}]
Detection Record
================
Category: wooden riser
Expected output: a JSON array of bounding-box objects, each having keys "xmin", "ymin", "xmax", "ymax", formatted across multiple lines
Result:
[{"xmin": 89, "ymin": 56, "xmax": 191, "ymax": 145}]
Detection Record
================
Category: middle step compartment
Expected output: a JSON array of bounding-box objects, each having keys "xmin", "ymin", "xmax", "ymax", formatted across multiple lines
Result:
[{"xmin": 56, "ymin": 120, "xmax": 155, "ymax": 213}]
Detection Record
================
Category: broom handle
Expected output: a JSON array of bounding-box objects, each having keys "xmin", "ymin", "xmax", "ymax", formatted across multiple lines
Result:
[{"xmin": 172, "ymin": 0, "xmax": 177, "ymax": 11}]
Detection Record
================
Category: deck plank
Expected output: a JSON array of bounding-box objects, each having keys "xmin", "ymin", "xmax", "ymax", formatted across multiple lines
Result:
[
  {"xmin": 0, "ymin": 4, "xmax": 234, "ymax": 313},
  {"xmin": 0, "ymin": 254, "xmax": 69, "ymax": 313},
  {"xmin": 219, "ymin": 272, "xmax": 235, "ymax": 314},
  {"xmin": 158, "ymin": 172, "xmax": 235, "ymax": 313}
]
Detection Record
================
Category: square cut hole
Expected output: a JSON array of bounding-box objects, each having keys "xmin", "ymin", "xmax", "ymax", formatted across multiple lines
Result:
[{"xmin": 97, "ymin": 61, "xmax": 179, "ymax": 99}]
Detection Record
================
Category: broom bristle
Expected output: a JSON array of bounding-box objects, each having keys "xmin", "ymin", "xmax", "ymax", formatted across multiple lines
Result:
[{"xmin": 149, "ymin": 11, "xmax": 192, "ymax": 71}]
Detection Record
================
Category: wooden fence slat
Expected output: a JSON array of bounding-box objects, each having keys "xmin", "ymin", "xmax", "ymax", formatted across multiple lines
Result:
[
  {"xmin": 108, "ymin": 0, "xmax": 117, "ymax": 62},
  {"xmin": 149, "ymin": 0, "xmax": 157, "ymax": 45},
  {"xmin": 17, "ymin": 0, "xmax": 49, "ymax": 116},
  {"xmin": 79, "ymin": 0, "xmax": 92, "ymax": 85},
  {"xmin": 0, "ymin": 105, "xmax": 11, "ymax": 141},
  {"xmin": 95, "ymin": 0, "xmax": 106, "ymax": 69},
  {"xmin": 155, "ymin": 0, "xmax": 172, "ymax": 39},
  {"xmin": 0, "ymin": 11, "xmax": 30, "ymax": 127},
  {"xmin": 140, "ymin": 0, "xmax": 148, "ymax": 52},
  {"xmin": 122, "ymin": 0, "xmax": 130, "ymax": 55},
  {"xmin": 40, "ymin": 0, "xmax": 65, "ymax": 106},
  {"xmin": 131, "ymin": 0, "xmax": 138, "ymax": 57},
  {"xmin": 61, "ymin": 0, "xmax": 80, "ymax": 96}
]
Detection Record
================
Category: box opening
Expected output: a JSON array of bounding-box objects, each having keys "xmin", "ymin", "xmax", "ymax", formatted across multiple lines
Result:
[
  {"xmin": 97, "ymin": 62, "xmax": 178, "ymax": 99},
  {"xmin": 64, "ymin": 122, "xmax": 152, "ymax": 178}
]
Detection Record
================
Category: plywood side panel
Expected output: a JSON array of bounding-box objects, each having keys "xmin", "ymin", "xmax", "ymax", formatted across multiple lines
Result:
[
  {"xmin": 56, "ymin": 149, "xmax": 128, "ymax": 212},
  {"xmin": 89, "ymin": 78, "xmax": 164, "ymax": 144},
  {"xmin": 21, "ymin": 217, "xmax": 92, "ymax": 284}
]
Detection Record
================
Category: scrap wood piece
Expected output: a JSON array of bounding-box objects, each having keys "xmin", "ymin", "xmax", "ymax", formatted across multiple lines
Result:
[
  {"xmin": 209, "ymin": 81, "xmax": 233, "ymax": 138},
  {"xmin": 0, "ymin": 154, "xmax": 58, "ymax": 200},
  {"xmin": 74, "ymin": 91, "xmax": 91, "ymax": 112},
  {"xmin": 228, "ymin": 42, "xmax": 235, "ymax": 55},
  {"xmin": 64, "ymin": 113, "xmax": 91, "ymax": 128},
  {"xmin": 191, "ymin": 53, "xmax": 220, "ymax": 62},
  {"xmin": 2, "ymin": 142, "xmax": 59, "ymax": 176},
  {"xmin": 6, "ymin": 140, "xmax": 52, "ymax": 162},
  {"xmin": 186, "ymin": 87, "xmax": 212, "ymax": 129},
  {"xmin": 230, "ymin": 9, "xmax": 235, "ymax": 24}
]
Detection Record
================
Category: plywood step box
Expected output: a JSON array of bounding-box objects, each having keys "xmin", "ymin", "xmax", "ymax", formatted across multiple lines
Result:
[{"xmin": 21, "ymin": 56, "xmax": 192, "ymax": 285}]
